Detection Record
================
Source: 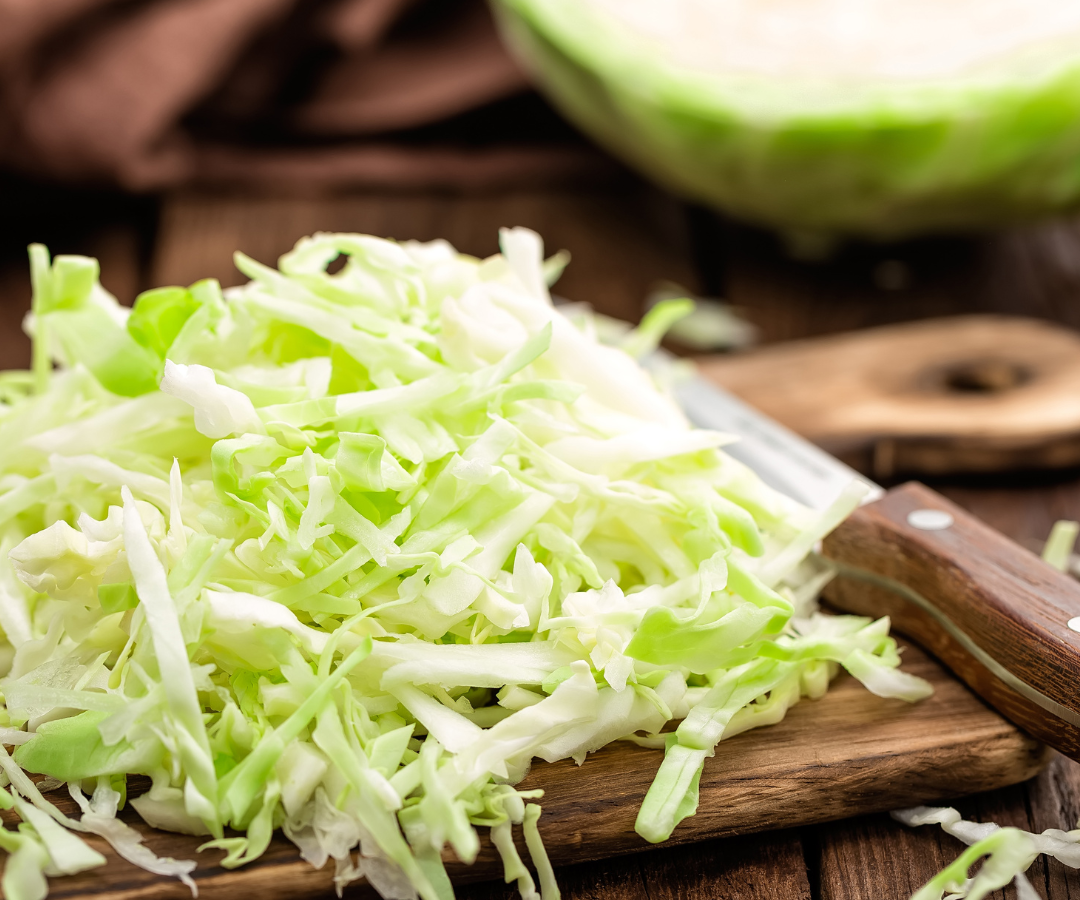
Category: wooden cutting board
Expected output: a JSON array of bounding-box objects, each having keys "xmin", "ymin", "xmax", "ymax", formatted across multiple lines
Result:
[
  {"xmin": 25, "ymin": 644, "xmax": 1045, "ymax": 900},
  {"xmin": 697, "ymin": 314, "xmax": 1080, "ymax": 478}
]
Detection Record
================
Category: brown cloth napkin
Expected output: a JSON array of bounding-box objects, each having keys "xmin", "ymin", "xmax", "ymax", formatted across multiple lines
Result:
[{"xmin": 0, "ymin": 0, "xmax": 606, "ymax": 191}]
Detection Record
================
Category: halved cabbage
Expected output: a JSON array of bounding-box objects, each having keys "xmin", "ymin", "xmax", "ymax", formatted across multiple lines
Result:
[{"xmin": 492, "ymin": 0, "xmax": 1080, "ymax": 245}]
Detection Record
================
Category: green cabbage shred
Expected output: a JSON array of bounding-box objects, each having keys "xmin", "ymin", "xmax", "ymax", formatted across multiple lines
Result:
[
  {"xmin": 1041, "ymin": 519, "xmax": 1079, "ymax": 573},
  {"xmin": 0, "ymin": 227, "xmax": 932, "ymax": 900},
  {"xmin": 895, "ymin": 806, "xmax": 1080, "ymax": 899}
]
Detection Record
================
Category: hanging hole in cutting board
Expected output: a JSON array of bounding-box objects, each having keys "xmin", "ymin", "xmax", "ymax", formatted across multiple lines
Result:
[
  {"xmin": 697, "ymin": 315, "xmax": 1080, "ymax": 475},
  {"xmin": 941, "ymin": 359, "xmax": 1032, "ymax": 394}
]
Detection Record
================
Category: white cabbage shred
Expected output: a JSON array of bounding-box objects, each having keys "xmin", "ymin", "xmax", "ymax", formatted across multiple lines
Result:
[
  {"xmin": 895, "ymin": 805, "xmax": 1080, "ymax": 899},
  {"xmin": 0, "ymin": 227, "xmax": 933, "ymax": 900}
]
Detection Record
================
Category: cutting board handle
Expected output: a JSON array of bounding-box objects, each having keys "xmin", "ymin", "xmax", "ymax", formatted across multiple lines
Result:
[
  {"xmin": 699, "ymin": 315, "xmax": 1080, "ymax": 477},
  {"xmin": 822, "ymin": 482, "xmax": 1080, "ymax": 759}
]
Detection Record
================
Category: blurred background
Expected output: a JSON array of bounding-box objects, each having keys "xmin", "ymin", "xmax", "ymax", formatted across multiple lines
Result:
[
  {"xmin": 0, "ymin": 0, "xmax": 616, "ymax": 367},
  {"xmin": 8, "ymin": 4, "xmax": 1080, "ymax": 894},
  {"xmin": 10, "ymin": 0, "xmax": 1080, "ymax": 518},
  {"xmin": 10, "ymin": 0, "xmax": 1080, "ymax": 371}
]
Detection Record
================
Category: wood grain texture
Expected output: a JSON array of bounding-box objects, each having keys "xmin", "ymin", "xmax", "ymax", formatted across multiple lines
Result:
[
  {"xmin": 19, "ymin": 646, "xmax": 1043, "ymax": 900},
  {"xmin": 823, "ymin": 482, "xmax": 1080, "ymax": 760},
  {"xmin": 818, "ymin": 785, "xmax": 1047, "ymax": 900},
  {"xmin": 509, "ymin": 649, "xmax": 1042, "ymax": 861},
  {"xmin": 699, "ymin": 315, "xmax": 1080, "ymax": 477},
  {"xmin": 150, "ymin": 188, "xmax": 699, "ymax": 323},
  {"xmin": 15, "ymin": 186, "xmax": 1080, "ymax": 899},
  {"xmin": 464, "ymin": 830, "xmax": 812, "ymax": 900},
  {"xmin": 1026, "ymin": 754, "xmax": 1080, "ymax": 899},
  {"xmin": 815, "ymin": 812, "xmax": 976, "ymax": 900},
  {"xmin": 814, "ymin": 761, "xmax": 1059, "ymax": 900},
  {"xmin": 0, "ymin": 262, "xmax": 33, "ymax": 370}
]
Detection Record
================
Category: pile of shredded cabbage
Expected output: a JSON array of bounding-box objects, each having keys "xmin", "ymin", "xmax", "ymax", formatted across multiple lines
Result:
[{"xmin": 0, "ymin": 227, "xmax": 933, "ymax": 900}]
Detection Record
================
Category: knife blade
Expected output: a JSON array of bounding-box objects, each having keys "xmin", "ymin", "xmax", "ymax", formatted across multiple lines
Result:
[
  {"xmin": 676, "ymin": 371, "xmax": 1080, "ymax": 761},
  {"xmin": 673, "ymin": 374, "xmax": 881, "ymax": 511}
]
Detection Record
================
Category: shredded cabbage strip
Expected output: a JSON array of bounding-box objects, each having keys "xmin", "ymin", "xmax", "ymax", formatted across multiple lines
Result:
[
  {"xmin": 0, "ymin": 228, "xmax": 931, "ymax": 900},
  {"xmin": 895, "ymin": 805, "xmax": 1080, "ymax": 900}
]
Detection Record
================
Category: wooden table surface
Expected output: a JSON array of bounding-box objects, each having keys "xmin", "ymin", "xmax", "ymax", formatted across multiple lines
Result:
[{"xmin": 2, "ymin": 171, "xmax": 1080, "ymax": 899}]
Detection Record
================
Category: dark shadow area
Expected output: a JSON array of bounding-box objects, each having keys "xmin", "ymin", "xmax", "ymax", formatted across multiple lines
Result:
[{"xmin": 0, "ymin": 171, "xmax": 158, "ymax": 272}]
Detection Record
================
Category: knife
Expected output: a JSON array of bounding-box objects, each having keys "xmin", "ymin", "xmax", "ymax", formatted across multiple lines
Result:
[{"xmin": 674, "ymin": 373, "xmax": 1080, "ymax": 761}]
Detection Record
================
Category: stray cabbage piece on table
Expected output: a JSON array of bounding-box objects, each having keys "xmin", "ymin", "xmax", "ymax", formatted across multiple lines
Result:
[{"xmin": 0, "ymin": 228, "xmax": 930, "ymax": 900}]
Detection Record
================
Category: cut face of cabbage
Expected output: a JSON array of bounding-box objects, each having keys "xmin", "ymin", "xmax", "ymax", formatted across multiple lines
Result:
[
  {"xmin": 0, "ymin": 228, "xmax": 929, "ymax": 900},
  {"xmin": 587, "ymin": 0, "xmax": 1080, "ymax": 80},
  {"xmin": 493, "ymin": 0, "xmax": 1080, "ymax": 242}
]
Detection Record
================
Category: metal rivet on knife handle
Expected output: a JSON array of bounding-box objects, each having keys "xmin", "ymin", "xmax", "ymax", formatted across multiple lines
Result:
[
  {"xmin": 907, "ymin": 509, "xmax": 954, "ymax": 531},
  {"xmin": 823, "ymin": 482, "xmax": 1080, "ymax": 760}
]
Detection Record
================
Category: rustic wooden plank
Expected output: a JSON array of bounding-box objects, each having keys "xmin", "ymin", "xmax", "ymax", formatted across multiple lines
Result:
[
  {"xmin": 719, "ymin": 228, "xmax": 988, "ymax": 345},
  {"xmin": 456, "ymin": 832, "xmax": 812, "ymax": 900},
  {"xmin": 815, "ymin": 812, "xmax": 981, "ymax": 900},
  {"xmin": 150, "ymin": 188, "xmax": 700, "ymax": 323},
  {"xmin": 575, "ymin": 832, "xmax": 811, "ymax": 900},
  {"xmin": 30, "ymin": 645, "xmax": 1041, "ymax": 900},
  {"xmin": 1026, "ymin": 755, "xmax": 1080, "ymax": 900},
  {"xmin": 939, "ymin": 481, "xmax": 1080, "ymax": 552},
  {"xmin": 0, "ymin": 262, "xmax": 33, "ymax": 370},
  {"xmin": 718, "ymin": 216, "xmax": 1080, "ymax": 346},
  {"xmin": 970, "ymin": 221, "xmax": 1080, "ymax": 333},
  {"xmin": 815, "ymin": 778, "xmax": 1049, "ymax": 900},
  {"xmin": 84, "ymin": 223, "xmax": 146, "ymax": 307}
]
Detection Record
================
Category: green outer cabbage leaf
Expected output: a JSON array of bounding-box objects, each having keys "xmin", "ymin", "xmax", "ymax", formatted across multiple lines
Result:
[{"xmin": 490, "ymin": 0, "xmax": 1080, "ymax": 243}]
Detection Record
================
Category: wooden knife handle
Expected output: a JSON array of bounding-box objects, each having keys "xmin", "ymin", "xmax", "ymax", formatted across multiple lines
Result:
[{"xmin": 821, "ymin": 481, "xmax": 1080, "ymax": 760}]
